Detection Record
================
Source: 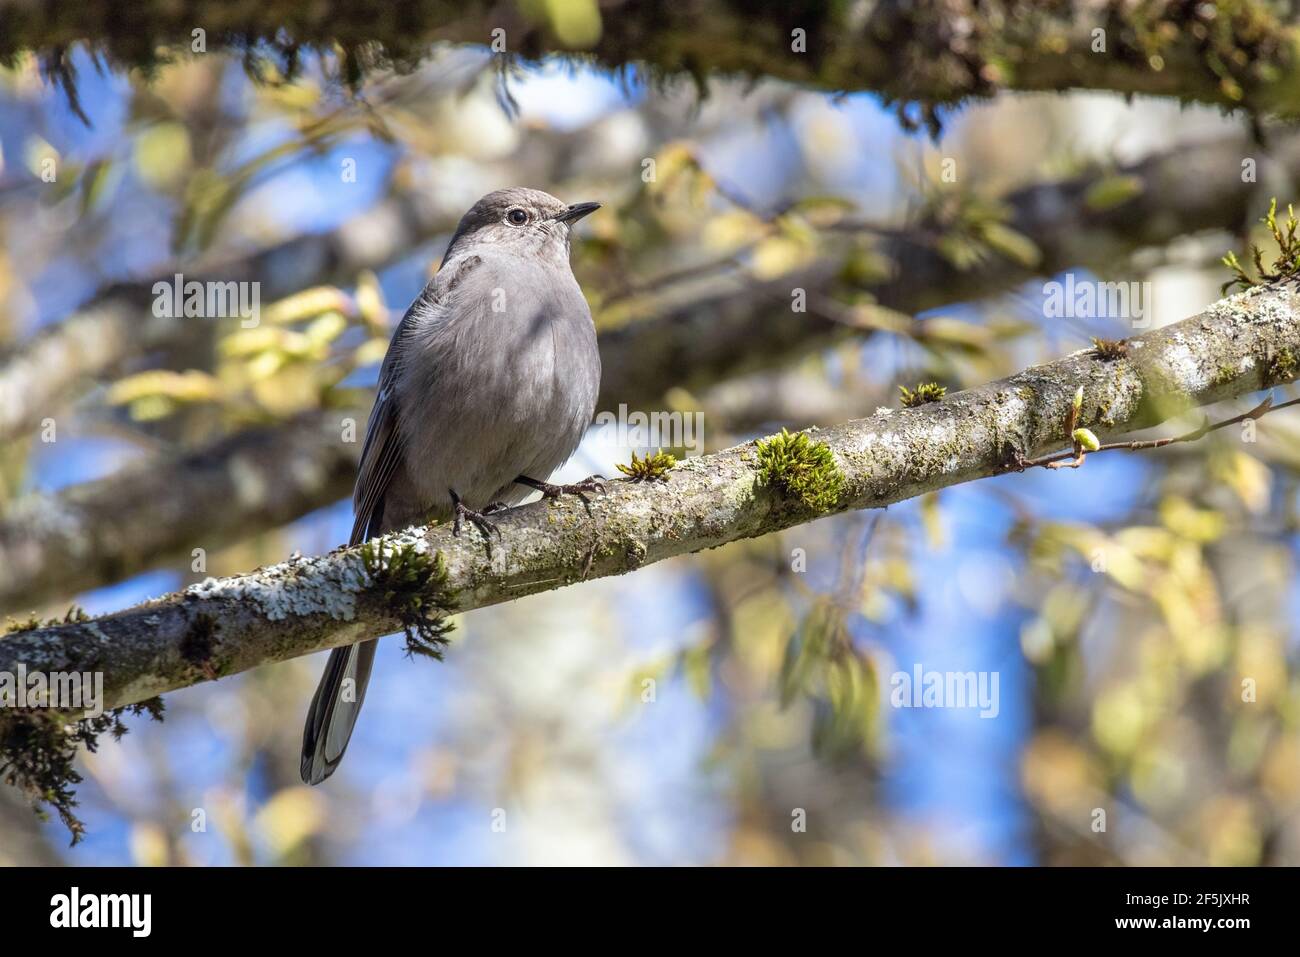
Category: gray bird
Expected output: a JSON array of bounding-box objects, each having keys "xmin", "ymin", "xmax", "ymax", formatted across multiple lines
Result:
[{"xmin": 301, "ymin": 187, "xmax": 603, "ymax": 785}]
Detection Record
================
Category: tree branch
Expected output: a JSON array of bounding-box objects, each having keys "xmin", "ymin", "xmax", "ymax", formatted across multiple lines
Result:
[
  {"xmin": 0, "ymin": 409, "xmax": 359, "ymax": 613},
  {"xmin": 5, "ymin": 282, "xmax": 1299, "ymax": 713}
]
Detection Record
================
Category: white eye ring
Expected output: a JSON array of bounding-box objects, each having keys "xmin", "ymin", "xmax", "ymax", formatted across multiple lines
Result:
[{"xmin": 506, "ymin": 207, "xmax": 529, "ymax": 226}]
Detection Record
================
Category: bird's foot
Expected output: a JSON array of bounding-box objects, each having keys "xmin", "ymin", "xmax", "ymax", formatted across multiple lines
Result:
[
  {"xmin": 516, "ymin": 474, "xmax": 607, "ymax": 505},
  {"xmin": 450, "ymin": 490, "xmax": 503, "ymax": 540}
]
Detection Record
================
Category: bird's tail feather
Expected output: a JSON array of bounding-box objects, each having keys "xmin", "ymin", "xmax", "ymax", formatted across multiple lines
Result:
[{"xmin": 300, "ymin": 640, "xmax": 377, "ymax": 785}]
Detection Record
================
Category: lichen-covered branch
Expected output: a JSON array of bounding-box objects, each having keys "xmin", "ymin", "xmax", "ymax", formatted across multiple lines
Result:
[{"xmin": 4, "ymin": 282, "xmax": 1298, "ymax": 715}]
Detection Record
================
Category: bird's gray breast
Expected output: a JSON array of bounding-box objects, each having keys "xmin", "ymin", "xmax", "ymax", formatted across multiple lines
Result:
[{"xmin": 394, "ymin": 251, "xmax": 600, "ymax": 512}]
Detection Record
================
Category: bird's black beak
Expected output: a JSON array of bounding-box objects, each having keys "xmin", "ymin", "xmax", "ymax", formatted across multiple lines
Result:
[{"xmin": 555, "ymin": 201, "xmax": 601, "ymax": 224}]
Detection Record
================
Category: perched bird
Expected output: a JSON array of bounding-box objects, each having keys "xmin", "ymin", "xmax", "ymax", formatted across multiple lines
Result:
[{"xmin": 301, "ymin": 187, "xmax": 603, "ymax": 785}]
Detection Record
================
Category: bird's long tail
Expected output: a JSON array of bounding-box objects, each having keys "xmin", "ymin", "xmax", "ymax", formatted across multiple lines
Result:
[{"xmin": 300, "ymin": 639, "xmax": 377, "ymax": 785}]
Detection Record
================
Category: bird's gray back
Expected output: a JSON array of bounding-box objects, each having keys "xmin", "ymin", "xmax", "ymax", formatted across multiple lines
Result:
[{"xmin": 381, "ymin": 248, "xmax": 599, "ymax": 529}]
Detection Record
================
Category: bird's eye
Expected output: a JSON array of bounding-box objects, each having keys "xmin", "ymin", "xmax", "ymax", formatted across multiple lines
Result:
[{"xmin": 506, "ymin": 208, "xmax": 529, "ymax": 226}]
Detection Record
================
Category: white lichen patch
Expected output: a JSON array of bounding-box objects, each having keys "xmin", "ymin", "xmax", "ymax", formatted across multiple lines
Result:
[
  {"xmin": 1159, "ymin": 336, "xmax": 1210, "ymax": 395},
  {"xmin": 1205, "ymin": 285, "xmax": 1294, "ymax": 326},
  {"xmin": 851, "ymin": 427, "xmax": 918, "ymax": 478},
  {"xmin": 187, "ymin": 548, "xmax": 372, "ymax": 621},
  {"xmin": 184, "ymin": 524, "xmax": 448, "ymax": 622},
  {"xmin": 1245, "ymin": 288, "xmax": 1300, "ymax": 329},
  {"xmin": 989, "ymin": 388, "xmax": 1032, "ymax": 448},
  {"xmin": 378, "ymin": 525, "xmax": 433, "ymax": 556}
]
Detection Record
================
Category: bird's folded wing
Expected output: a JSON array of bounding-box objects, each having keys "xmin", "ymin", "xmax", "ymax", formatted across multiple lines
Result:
[
  {"xmin": 349, "ymin": 384, "xmax": 403, "ymax": 545},
  {"xmin": 349, "ymin": 254, "xmax": 483, "ymax": 546}
]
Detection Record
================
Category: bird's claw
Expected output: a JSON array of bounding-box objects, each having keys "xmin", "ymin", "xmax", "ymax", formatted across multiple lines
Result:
[
  {"xmin": 514, "ymin": 474, "xmax": 607, "ymax": 511},
  {"xmin": 556, "ymin": 475, "xmax": 606, "ymax": 499},
  {"xmin": 536, "ymin": 475, "xmax": 606, "ymax": 505},
  {"xmin": 451, "ymin": 495, "xmax": 503, "ymax": 540}
]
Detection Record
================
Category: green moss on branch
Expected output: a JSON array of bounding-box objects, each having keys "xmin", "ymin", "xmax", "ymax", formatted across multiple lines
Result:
[
  {"xmin": 898, "ymin": 382, "xmax": 947, "ymax": 407},
  {"xmin": 360, "ymin": 539, "xmax": 457, "ymax": 660},
  {"xmin": 754, "ymin": 428, "xmax": 845, "ymax": 513},
  {"xmin": 616, "ymin": 450, "xmax": 677, "ymax": 482}
]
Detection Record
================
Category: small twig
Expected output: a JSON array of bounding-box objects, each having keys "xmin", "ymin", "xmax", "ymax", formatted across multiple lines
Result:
[
  {"xmin": 803, "ymin": 291, "xmax": 930, "ymax": 339},
  {"xmin": 1011, "ymin": 393, "xmax": 1292, "ymax": 472},
  {"xmin": 693, "ymin": 154, "xmax": 794, "ymax": 224},
  {"xmin": 693, "ymin": 149, "xmax": 899, "ymax": 237},
  {"xmin": 603, "ymin": 249, "xmax": 754, "ymax": 304},
  {"xmin": 820, "ymin": 218, "xmax": 914, "ymax": 241},
  {"xmin": 1029, "ymin": 448, "xmax": 1087, "ymax": 471}
]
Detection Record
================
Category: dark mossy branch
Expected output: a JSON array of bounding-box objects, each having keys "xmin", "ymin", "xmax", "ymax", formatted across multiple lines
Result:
[
  {"xmin": 5, "ymin": 2, "xmax": 1300, "ymax": 124},
  {"xmin": 4, "ymin": 283, "xmax": 1299, "ymax": 722}
]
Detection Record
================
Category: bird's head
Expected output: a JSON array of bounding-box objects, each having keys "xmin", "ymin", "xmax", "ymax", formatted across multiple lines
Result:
[{"xmin": 443, "ymin": 187, "xmax": 600, "ymax": 263}]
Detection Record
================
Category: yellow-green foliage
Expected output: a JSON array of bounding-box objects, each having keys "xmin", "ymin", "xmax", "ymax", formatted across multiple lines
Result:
[
  {"xmin": 1084, "ymin": 174, "xmax": 1144, "ymax": 212},
  {"xmin": 780, "ymin": 600, "xmax": 879, "ymax": 759},
  {"xmin": 754, "ymin": 428, "xmax": 845, "ymax": 513},
  {"xmin": 1222, "ymin": 197, "xmax": 1300, "ymax": 293},
  {"xmin": 898, "ymin": 382, "xmax": 947, "ymax": 407},
  {"xmin": 925, "ymin": 191, "xmax": 1041, "ymax": 271},
  {"xmin": 616, "ymin": 450, "xmax": 677, "ymax": 481}
]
